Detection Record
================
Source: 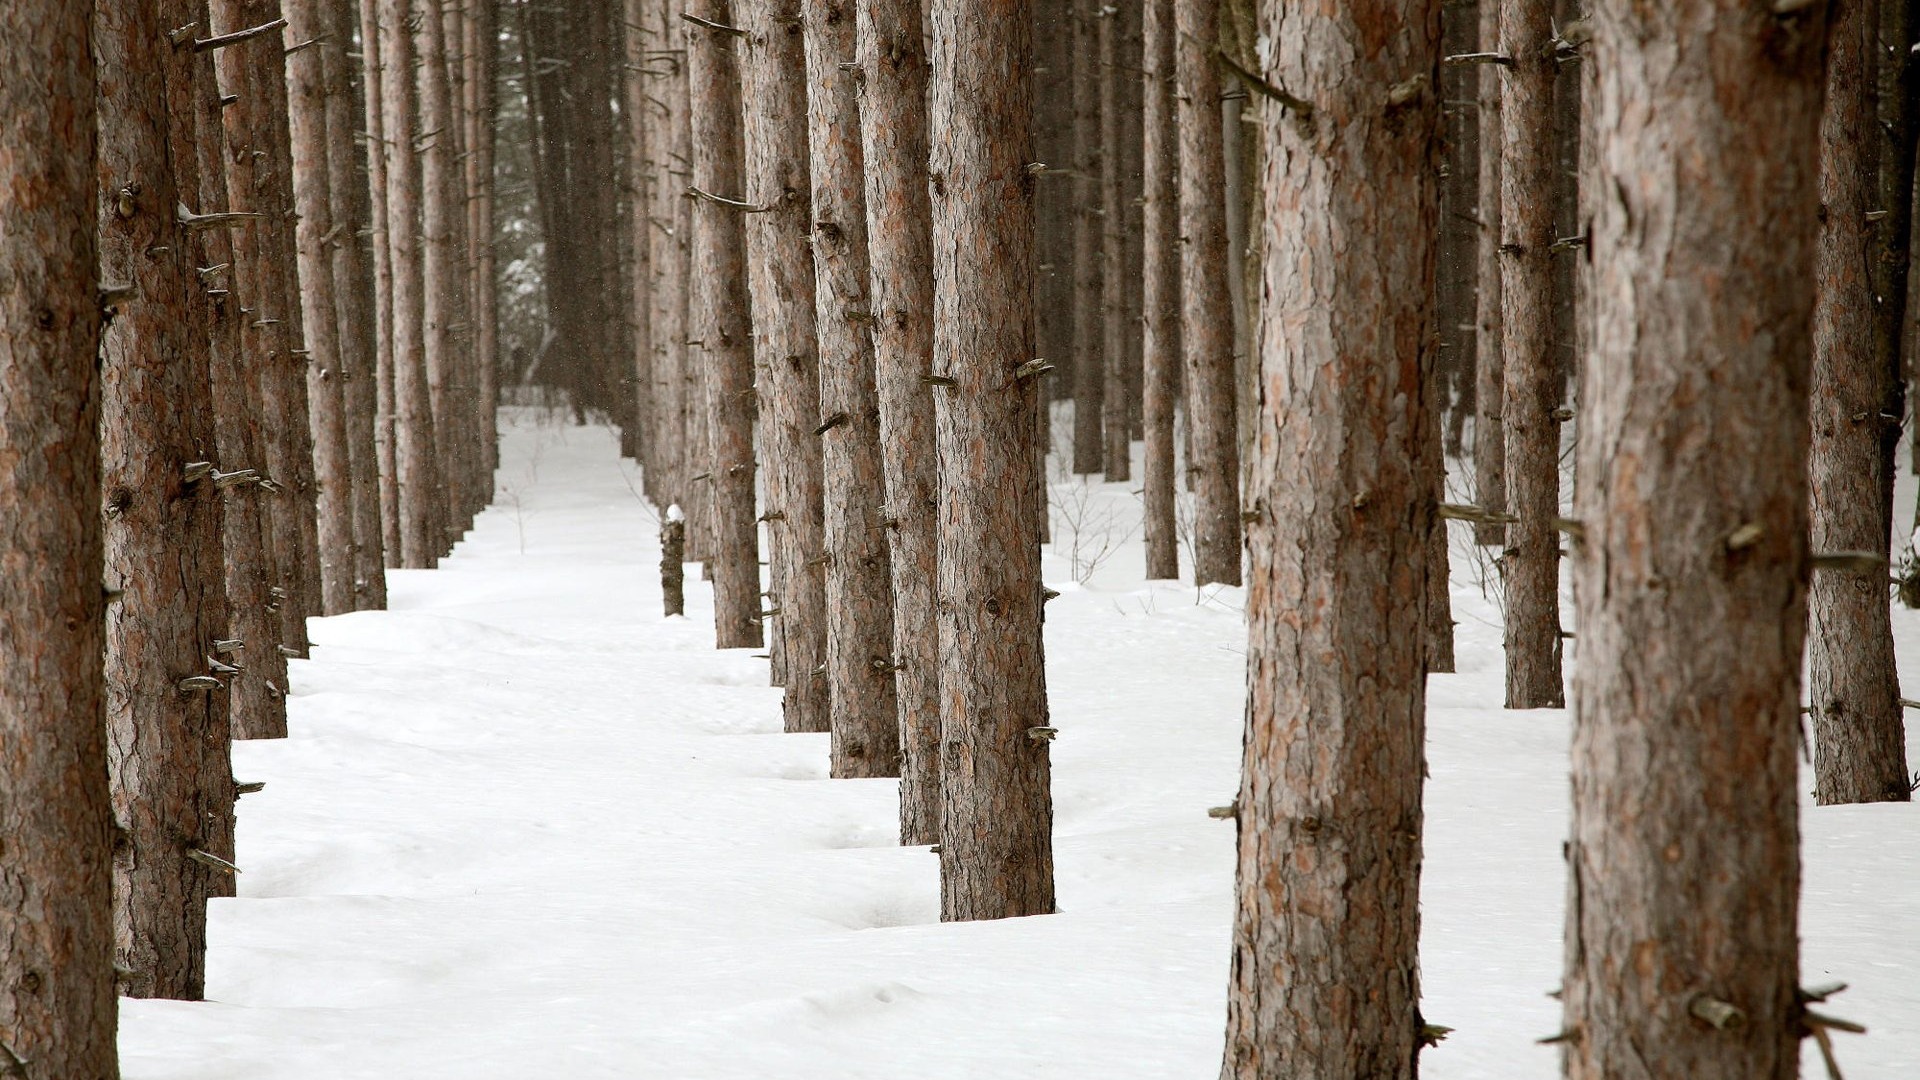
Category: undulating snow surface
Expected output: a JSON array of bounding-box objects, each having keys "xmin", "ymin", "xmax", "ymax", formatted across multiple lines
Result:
[{"xmin": 119, "ymin": 408, "xmax": 1920, "ymax": 1078}]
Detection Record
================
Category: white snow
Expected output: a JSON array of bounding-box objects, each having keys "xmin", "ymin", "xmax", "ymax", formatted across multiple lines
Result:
[{"xmin": 118, "ymin": 408, "xmax": 1920, "ymax": 1078}]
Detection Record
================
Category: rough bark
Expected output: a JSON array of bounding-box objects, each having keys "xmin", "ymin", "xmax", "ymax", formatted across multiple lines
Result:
[
  {"xmin": 1473, "ymin": 0, "xmax": 1506, "ymax": 547},
  {"xmin": 929, "ymin": 0, "xmax": 1056, "ymax": 921},
  {"xmin": 662, "ymin": 514, "xmax": 687, "ymax": 616},
  {"xmin": 806, "ymin": 0, "xmax": 901, "ymax": 778},
  {"xmin": 211, "ymin": 0, "xmax": 321, "ymax": 653},
  {"xmin": 1499, "ymin": 0, "xmax": 1563, "ymax": 709},
  {"xmin": 327, "ymin": 0, "xmax": 390, "ymax": 608},
  {"xmin": 1140, "ymin": 0, "xmax": 1179, "ymax": 580},
  {"xmin": 859, "ymin": 0, "xmax": 943, "ymax": 840},
  {"xmin": 625, "ymin": 0, "xmax": 654, "ymax": 486},
  {"xmin": 647, "ymin": 0, "xmax": 691, "ymax": 513},
  {"xmin": 1069, "ymin": 3, "xmax": 1104, "ymax": 475},
  {"xmin": 1811, "ymin": 0, "xmax": 1910, "ymax": 805},
  {"xmin": 96, "ymin": 0, "xmax": 232, "ymax": 1001},
  {"xmin": 1098, "ymin": 5, "xmax": 1130, "ymax": 481},
  {"xmin": 0, "ymin": 4, "xmax": 117, "ymax": 1070},
  {"xmin": 359, "ymin": 0, "xmax": 404, "ymax": 569},
  {"xmin": 466, "ymin": 0, "xmax": 500, "ymax": 500},
  {"xmin": 1220, "ymin": 2, "xmax": 1438, "ymax": 1075},
  {"xmin": 1563, "ymin": 4, "xmax": 1827, "ymax": 1078},
  {"xmin": 687, "ymin": 2, "xmax": 763, "ymax": 649},
  {"xmin": 286, "ymin": 0, "xmax": 358, "ymax": 615},
  {"xmin": 740, "ymin": 0, "xmax": 830, "ymax": 732},
  {"xmin": 417, "ymin": 0, "xmax": 471, "ymax": 546},
  {"xmin": 1175, "ymin": 0, "xmax": 1241, "ymax": 587},
  {"xmin": 185, "ymin": 0, "xmax": 290, "ymax": 742},
  {"xmin": 380, "ymin": 0, "xmax": 448, "ymax": 567}
]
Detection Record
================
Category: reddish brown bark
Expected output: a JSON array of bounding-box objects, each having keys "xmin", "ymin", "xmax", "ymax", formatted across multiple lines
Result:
[
  {"xmin": 858, "ymin": 0, "xmax": 943, "ymax": 841},
  {"xmin": 0, "ymin": 4, "xmax": 117, "ymax": 1070},
  {"xmin": 1221, "ymin": 2, "xmax": 1439, "ymax": 1075},
  {"xmin": 806, "ymin": 0, "xmax": 900, "ymax": 778},
  {"xmin": 417, "ymin": 0, "xmax": 472, "ymax": 547},
  {"xmin": 929, "ymin": 0, "xmax": 1056, "ymax": 921},
  {"xmin": 1564, "ymin": 4, "xmax": 1827, "ymax": 1077},
  {"xmin": 741, "ymin": 0, "xmax": 829, "ymax": 733},
  {"xmin": 1499, "ymin": 0, "xmax": 1563, "ymax": 708},
  {"xmin": 1140, "ymin": 0, "xmax": 1179, "ymax": 580},
  {"xmin": 688, "ymin": 2, "xmax": 763, "ymax": 649},
  {"xmin": 1175, "ymin": 0, "xmax": 1240, "ymax": 587},
  {"xmin": 1808, "ymin": 0, "xmax": 1910, "ymax": 804}
]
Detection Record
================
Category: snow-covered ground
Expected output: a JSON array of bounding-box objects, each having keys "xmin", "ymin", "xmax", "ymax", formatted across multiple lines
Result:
[{"xmin": 119, "ymin": 408, "xmax": 1920, "ymax": 1078}]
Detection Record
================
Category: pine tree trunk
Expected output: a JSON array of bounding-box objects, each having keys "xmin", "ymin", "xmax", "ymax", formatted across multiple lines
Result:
[
  {"xmin": 417, "ymin": 0, "xmax": 471, "ymax": 547},
  {"xmin": 466, "ymin": 0, "xmax": 501, "ymax": 499},
  {"xmin": 380, "ymin": 0, "xmax": 449, "ymax": 567},
  {"xmin": 806, "ymin": 0, "xmax": 900, "ymax": 778},
  {"xmin": 1811, "ymin": 0, "xmax": 1910, "ymax": 805},
  {"xmin": 1175, "ymin": 0, "xmax": 1241, "ymax": 587},
  {"xmin": 1098, "ymin": 6, "xmax": 1130, "ymax": 482},
  {"xmin": 359, "ymin": 0, "xmax": 405, "ymax": 570},
  {"xmin": 0, "ymin": 4, "xmax": 117, "ymax": 1069},
  {"xmin": 625, "ymin": 0, "xmax": 654, "ymax": 484},
  {"xmin": 327, "ymin": 0, "xmax": 390, "ymax": 608},
  {"xmin": 287, "ymin": 0, "xmax": 359, "ymax": 615},
  {"xmin": 929, "ymin": 0, "xmax": 1056, "ymax": 921},
  {"xmin": 1118, "ymin": 0, "xmax": 1145, "ymax": 444},
  {"xmin": 1069, "ymin": 4, "xmax": 1104, "ymax": 476},
  {"xmin": 1563, "ymin": 5, "xmax": 1826, "ymax": 1077},
  {"xmin": 212, "ymin": 0, "xmax": 323, "ymax": 651},
  {"xmin": 1473, "ymin": 0, "xmax": 1506, "ymax": 547},
  {"xmin": 1498, "ymin": 0, "xmax": 1564, "ymax": 708},
  {"xmin": 859, "ymin": 0, "xmax": 943, "ymax": 841},
  {"xmin": 96, "ymin": 0, "xmax": 233, "ymax": 1002},
  {"xmin": 1221, "ymin": 2, "xmax": 1438, "ymax": 1075},
  {"xmin": 185, "ymin": 0, "xmax": 290, "ymax": 742},
  {"xmin": 740, "ymin": 0, "xmax": 830, "ymax": 732},
  {"xmin": 648, "ymin": 0, "xmax": 691, "ymax": 512},
  {"xmin": 1033, "ymin": 0, "xmax": 1074, "ymax": 452},
  {"xmin": 688, "ymin": 3, "xmax": 764, "ymax": 649},
  {"xmin": 1140, "ymin": 0, "xmax": 1179, "ymax": 580}
]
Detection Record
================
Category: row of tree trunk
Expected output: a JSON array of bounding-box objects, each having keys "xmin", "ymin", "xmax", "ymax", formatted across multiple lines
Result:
[{"xmin": 0, "ymin": 0, "xmax": 501, "ymax": 1071}]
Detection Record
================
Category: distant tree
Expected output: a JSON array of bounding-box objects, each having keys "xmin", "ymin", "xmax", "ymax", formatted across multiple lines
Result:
[
  {"xmin": 687, "ymin": 2, "xmax": 763, "ymax": 649},
  {"xmin": 858, "ymin": 0, "xmax": 943, "ymax": 841},
  {"xmin": 929, "ymin": 0, "xmax": 1056, "ymax": 919},
  {"xmin": 1499, "ymin": 0, "xmax": 1563, "ymax": 708},
  {"xmin": 1809, "ymin": 0, "xmax": 1911, "ymax": 805},
  {"xmin": 1221, "ymin": 0, "xmax": 1438, "ymax": 1075},
  {"xmin": 741, "ymin": 0, "xmax": 830, "ymax": 733},
  {"xmin": 1563, "ymin": 4, "xmax": 1827, "ymax": 1077},
  {"xmin": 0, "ymin": 5, "xmax": 117, "ymax": 1072},
  {"xmin": 805, "ymin": 0, "xmax": 901, "ymax": 778},
  {"xmin": 1098, "ymin": 5, "xmax": 1130, "ymax": 482},
  {"xmin": 1070, "ymin": 3, "xmax": 1103, "ymax": 476},
  {"xmin": 1175, "ymin": 0, "xmax": 1240, "ymax": 587},
  {"xmin": 1473, "ymin": 0, "xmax": 1506, "ymax": 548},
  {"xmin": 287, "ymin": 0, "xmax": 359, "ymax": 614},
  {"xmin": 1139, "ymin": 0, "xmax": 1179, "ymax": 580}
]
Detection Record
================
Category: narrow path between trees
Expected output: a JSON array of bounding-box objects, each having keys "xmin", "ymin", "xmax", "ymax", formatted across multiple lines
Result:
[{"xmin": 116, "ymin": 409, "xmax": 1919, "ymax": 1079}]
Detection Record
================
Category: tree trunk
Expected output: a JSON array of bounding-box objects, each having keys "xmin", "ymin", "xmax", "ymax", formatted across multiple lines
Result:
[
  {"xmin": 1499, "ymin": 0, "xmax": 1563, "ymax": 709},
  {"xmin": 647, "ymin": 0, "xmax": 691, "ymax": 513},
  {"xmin": 0, "ymin": 4, "xmax": 117, "ymax": 1070},
  {"xmin": 859, "ymin": 0, "xmax": 943, "ymax": 841},
  {"xmin": 466, "ymin": 0, "xmax": 501, "ymax": 501},
  {"xmin": 1220, "ymin": 2, "xmax": 1438, "ymax": 1075},
  {"xmin": 96, "ymin": 0, "xmax": 233, "ymax": 1002},
  {"xmin": 625, "ymin": 0, "xmax": 654, "ymax": 485},
  {"xmin": 1069, "ymin": 4, "xmax": 1104, "ymax": 476},
  {"xmin": 359, "ymin": 0, "xmax": 405, "ymax": 570},
  {"xmin": 1563, "ymin": 5, "xmax": 1826, "ymax": 1077},
  {"xmin": 1473, "ymin": 0, "xmax": 1506, "ymax": 547},
  {"xmin": 417, "ymin": 0, "xmax": 471, "ymax": 547},
  {"xmin": 687, "ymin": 3, "xmax": 763, "ymax": 649},
  {"xmin": 741, "ymin": 0, "xmax": 829, "ymax": 733},
  {"xmin": 1175, "ymin": 0, "xmax": 1241, "ymax": 587},
  {"xmin": 327, "ymin": 0, "xmax": 390, "ymax": 609},
  {"xmin": 380, "ymin": 0, "xmax": 448, "ymax": 567},
  {"xmin": 287, "ymin": 0, "xmax": 359, "ymax": 615},
  {"xmin": 1098, "ymin": 5, "xmax": 1130, "ymax": 482},
  {"xmin": 1810, "ymin": 0, "xmax": 1910, "ymax": 805},
  {"xmin": 929, "ymin": 0, "xmax": 1056, "ymax": 921},
  {"xmin": 1140, "ymin": 0, "xmax": 1179, "ymax": 580},
  {"xmin": 806, "ymin": 0, "xmax": 901, "ymax": 778},
  {"xmin": 185, "ymin": 1, "xmax": 290, "ymax": 742}
]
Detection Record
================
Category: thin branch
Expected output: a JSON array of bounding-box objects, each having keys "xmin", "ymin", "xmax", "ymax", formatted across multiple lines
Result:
[
  {"xmin": 686, "ymin": 186, "xmax": 772, "ymax": 212},
  {"xmin": 194, "ymin": 17, "xmax": 287, "ymax": 52},
  {"xmin": 679, "ymin": 11, "xmax": 747, "ymax": 35}
]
